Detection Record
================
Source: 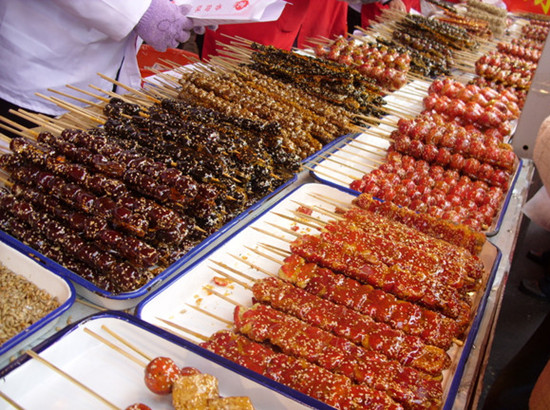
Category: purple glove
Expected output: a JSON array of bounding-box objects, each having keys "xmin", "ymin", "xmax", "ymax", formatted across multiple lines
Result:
[{"xmin": 136, "ymin": 0, "xmax": 194, "ymax": 52}]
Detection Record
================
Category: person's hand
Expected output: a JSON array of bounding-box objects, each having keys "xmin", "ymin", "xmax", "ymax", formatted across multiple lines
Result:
[
  {"xmin": 389, "ymin": 0, "xmax": 407, "ymax": 12},
  {"xmin": 135, "ymin": 0, "xmax": 195, "ymax": 52}
]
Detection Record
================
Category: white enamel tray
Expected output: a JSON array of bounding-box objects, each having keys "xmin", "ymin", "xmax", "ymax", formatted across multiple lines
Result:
[
  {"xmin": 0, "ymin": 312, "xmax": 320, "ymax": 410},
  {"xmin": 136, "ymin": 182, "xmax": 502, "ymax": 409},
  {"xmin": 0, "ymin": 240, "xmax": 74, "ymax": 368}
]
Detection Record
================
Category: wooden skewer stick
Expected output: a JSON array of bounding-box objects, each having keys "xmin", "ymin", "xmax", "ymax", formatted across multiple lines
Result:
[
  {"xmin": 0, "ymin": 390, "xmax": 24, "ymax": 410},
  {"xmin": 306, "ymin": 159, "xmax": 361, "ymax": 180},
  {"xmin": 25, "ymin": 350, "xmax": 119, "ymax": 409},
  {"xmin": 340, "ymin": 144, "xmax": 387, "ymax": 160},
  {"xmin": 251, "ymin": 225, "xmax": 298, "ymax": 244},
  {"xmin": 317, "ymin": 153, "xmax": 372, "ymax": 174},
  {"xmin": 290, "ymin": 200, "xmax": 343, "ymax": 221},
  {"xmin": 227, "ymin": 253, "xmax": 276, "ymax": 278},
  {"xmin": 99, "ymin": 325, "xmax": 152, "ymax": 362},
  {"xmin": 270, "ymin": 210, "xmax": 322, "ymax": 230},
  {"xmin": 0, "ymin": 133, "xmax": 12, "ymax": 145},
  {"xmin": 96, "ymin": 73, "xmax": 161, "ymax": 104},
  {"xmin": 0, "ymin": 174, "xmax": 13, "ymax": 188},
  {"xmin": 209, "ymin": 260, "xmax": 260, "ymax": 282},
  {"xmin": 203, "ymin": 286, "xmax": 242, "ymax": 307},
  {"xmin": 46, "ymin": 88, "xmax": 104, "ymax": 109},
  {"xmin": 258, "ymin": 242, "xmax": 291, "ymax": 258},
  {"xmin": 65, "ymin": 84, "xmax": 110, "ymax": 103},
  {"xmin": 141, "ymin": 78, "xmax": 179, "ymax": 99},
  {"xmin": 186, "ymin": 302, "xmax": 234, "ymax": 326},
  {"xmin": 156, "ymin": 317, "xmax": 209, "ymax": 342},
  {"xmin": 35, "ymin": 94, "xmax": 106, "ymax": 125},
  {"xmin": 302, "ymin": 165, "xmax": 351, "ymax": 185},
  {"xmin": 9, "ymin": 109, "xmax": 64, "ymax": 134},
  {"xmin": 209, "ymin": 266, "xmax": 251, "ymax": 290},
  {"xmin": 241, "ymin": 246, "xmax": 285, "ymax": 267},
  {"xmin": 228, "ymin": 253, "xmax": 279, "ymax": 279},
  {"xmin": 83, "ymin": 328, "xmax": 148, "ymax": 368},
  {"xmin": 0, "ymin": 116, "xmax": 39, "ymax": 138}
]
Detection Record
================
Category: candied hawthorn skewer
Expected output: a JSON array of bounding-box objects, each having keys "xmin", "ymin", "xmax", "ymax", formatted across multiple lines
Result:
[
  {"xmin": 336, "ymin": 206, "xmax": 484, "ymax": 279},
  {"xmin": 395, "ymin": 115, "xmax": 517, "ymax": 172},
  {"xmin": 0, "ymin": 212, "xmax": 116, "ymax": 291},
  {"xmin": 251, "ymin": 276, "xmax": 451, "ymax": 376},
  {"xmin": 10, "ymin": 183, "xmax": 160, "ymax": 268},
  {"xmin": 278, "ymin": 253, "xmax": 465, "ymax": 349},
  {"xmin": 290, "ymin": 234, "xmax": 471, "ymax": 319},
  {"xmin": 0, "ymin": 190, "xmax": 149, "ymax": 292},
  {"xmin": 350, "ymin": 151, "xmax": 504, "ymax": 230},
  {"xmin": 35, "ymin": 132, "xmax": 191, "ymax": 208},
  {"xmin": 234, "ymin": 303, "xmax": 443, "ymax": 410},
  {"xmin": 390, "ymin": 132, "xmax": 512, "ymax": 190},
  {"xmin": 352, "ymin": 193, "xmax": 486, "ymax": 255},
  {"xmin": 57, "ymin": 129, "xmax": 200, "ymax": 203},
  {"xmin": 201, "ymin": 330, "xmax": 403, "ymax": 410},
  {"xmin": 321, "ymin": 219, "xmax": 479, "ymax": 292}
]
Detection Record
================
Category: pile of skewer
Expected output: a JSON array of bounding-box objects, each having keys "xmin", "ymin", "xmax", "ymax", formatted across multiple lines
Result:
[{"xmin": 143, "ymin": 184, "xmax": 492, "ymax": 410}]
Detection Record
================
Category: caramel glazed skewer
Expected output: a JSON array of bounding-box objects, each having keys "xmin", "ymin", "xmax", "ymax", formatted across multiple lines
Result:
[{"xmin": 161, "ymin": 198, "xmax": 470, "ymax": 353}]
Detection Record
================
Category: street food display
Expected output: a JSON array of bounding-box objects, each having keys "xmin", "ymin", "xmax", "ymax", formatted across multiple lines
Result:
[{"xmin": 0, "ymin": 6, "xmax": 548, "ymax": 410}]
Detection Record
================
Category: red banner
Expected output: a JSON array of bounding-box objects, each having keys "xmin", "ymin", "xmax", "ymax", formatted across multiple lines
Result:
[{"xmin": 503, "ymin": 0, "xmax": 550, "ymax": 15}]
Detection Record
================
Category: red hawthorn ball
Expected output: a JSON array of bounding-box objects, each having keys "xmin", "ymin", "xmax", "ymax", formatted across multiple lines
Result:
[
  {"xmin": 180, "ymin": 366, "xmax": 201, "ymax": 376},
  {"xmin": 126, "ymin": 404, "xmax": 152, "ymax": 410},
  {"xmin": 144, "ymin": 357, "xmax": 181, "ymax": 395}
]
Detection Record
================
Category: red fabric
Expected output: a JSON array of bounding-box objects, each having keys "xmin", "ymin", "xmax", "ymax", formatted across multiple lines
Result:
[
  {"xmin": 502, "ymin": 0, "xmax": 550, "ymax": 15},
  {"xmin": 360, "ymin": 0, "xmax": 421, "ymax": 27},
  {"xmin": 201, "ymin": 0, "xmax": 348, "ymax": 59},
  {"xmin": 296, "ymin": 1, "xmax": 349, "ymax": 48}
]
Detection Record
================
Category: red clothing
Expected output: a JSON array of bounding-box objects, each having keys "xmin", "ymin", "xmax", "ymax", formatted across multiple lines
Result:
[
  {"xmin": 360, "ymin": 0, "xmax": 421, "ymax": 27},
  {"xmin": 201, "ymin": 0, "xmax": 348, "ymax": 60},
  {"xmin": 502, "ymin": 0, "xmax": 550, "ymax": 14}
]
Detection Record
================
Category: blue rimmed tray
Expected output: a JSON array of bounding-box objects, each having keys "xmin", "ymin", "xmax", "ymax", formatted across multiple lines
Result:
[
  {"xmin": 135, "ymin": 182, "xmax": 502, "ymax": 409},
  {"xmin": 0, "ymin": 311, "xmax": 323, "ymax": 410},
  {"xmin": 0, "ymin": 239, "xmax": 75, "ymax": 367}
]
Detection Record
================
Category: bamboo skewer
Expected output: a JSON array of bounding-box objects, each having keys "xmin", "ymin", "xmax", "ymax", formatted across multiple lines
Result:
[
  {"xmin": 318, "ymin": 152, "xmax": 374, "ymax": 173},
  {"xmin": 304, "ymin": 161, "xmax": 360, "ymax": 181},
  {"xmin": 9, "ymin": 109, "xmax": 64, "ymax": 134},
  {"xmin": 83, "ymin": 328, "xmax": 148, "ymax": 368},
  {"xmin": 203, "ymin": 286, "xmax": 242, "ymax": 307},
  {"xmin": 0, "ymin": 122, "xmax": 34, "ymax": 139},
  {"xmin": 96, "ymin": 73, "xmax": 161, "ymax": 104},
  {"xmin": 25, "ymin": 350, "xmax": 119, "ymax": 409},
  {"xmin": 65, "ymin": 84, "xmax": 110, "ymax": 103},
  {"xmin": 0, "ymin": 116, "xmax": 39, "ymax": 138},
  {"xmin": 186, "ymin": 302, "xmax": 234, "ymax": 326},
  {"xmin": 47, "ymin": 88, "xmax": 104, "ymax": 109},
  {"xmin": 35, "ymin": 93, "xmax": 106, "ymax": 125},
  {"xmin": 340, "ymin": 144, "xmax": 387, "ymax": 160},
  {"xmin": 0, "ymin": 390, "xmax": 24, "ymax": 410},
  {"xmin": 156, "ymin": 317, "xmax": 209, "ymax": 342}
]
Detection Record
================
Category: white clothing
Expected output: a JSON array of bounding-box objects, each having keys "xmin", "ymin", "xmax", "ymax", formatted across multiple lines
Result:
[{"xmin": 0, "ymin": 0, "xmax": 152, "ymax": 116}]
